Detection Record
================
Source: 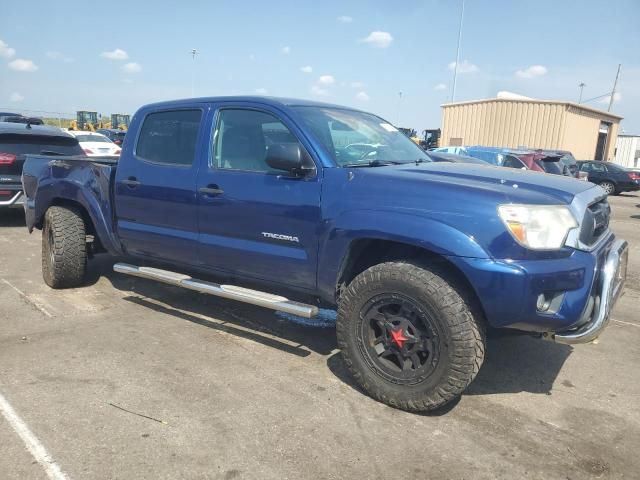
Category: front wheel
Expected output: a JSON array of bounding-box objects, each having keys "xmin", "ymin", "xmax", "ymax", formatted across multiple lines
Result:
[
  {"xmin": 599, "ymin": 181, "xmax": 616, "ymax": 195},
  {"xmin": 336, "ymin": 262, "xmax": 485, "ymax": 412},
  {"xmin": 42, "ymin": 206, "xmax": 87, "ymax": 289}
]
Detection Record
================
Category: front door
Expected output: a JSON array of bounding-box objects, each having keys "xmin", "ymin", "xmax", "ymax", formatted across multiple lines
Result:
[
  {"xmin": 196, "ymin": 106, "xmax": 321, "ymax": 291},
  {"xmin": 114, "ymin": 108, "xmax": 205, "ymax": 265}
]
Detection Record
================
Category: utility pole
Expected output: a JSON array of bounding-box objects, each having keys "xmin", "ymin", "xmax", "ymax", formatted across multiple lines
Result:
[
  {"xmin": 450, "ymin": 0, "xmax": 465, "ymax": 103},
  {"xmin": 578, "ymin": 82, "xmax": 586, "ymax": 103},
  {"xmin": 607, "ymin": 64, "xmax": 621, "ymax": 112},
  {"xmin": 397, "ymin": 91, "xmax": 403, "ymax": 126},
  {"xmin": 190, "ymin": 49, "xmax": 199, "ymax": 97}
]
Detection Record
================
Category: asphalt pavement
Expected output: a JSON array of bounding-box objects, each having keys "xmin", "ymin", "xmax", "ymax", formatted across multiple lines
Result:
[{"xmin": 1, "ymin": 193, "xmax": 639, "ymax": 479}]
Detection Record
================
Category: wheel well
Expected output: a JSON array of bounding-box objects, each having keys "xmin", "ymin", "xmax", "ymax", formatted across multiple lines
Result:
[
  {"xmin": 336, "ymin": 239, "xmax": 487, "ymax": 321},
  {"xmin": 45, "ymin": 199, "xmax": 104, "ymax": 252}
]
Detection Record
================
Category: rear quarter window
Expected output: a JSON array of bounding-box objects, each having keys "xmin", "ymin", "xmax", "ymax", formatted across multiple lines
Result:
[{"xmin": 135, "ymin": 110, "xmax": 202, "ymax": 166}]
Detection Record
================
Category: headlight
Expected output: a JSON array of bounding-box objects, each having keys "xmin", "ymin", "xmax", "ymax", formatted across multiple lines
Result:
[{"xmin": 498, "ymin": 204, "xmax": 578, "ymax": 250}]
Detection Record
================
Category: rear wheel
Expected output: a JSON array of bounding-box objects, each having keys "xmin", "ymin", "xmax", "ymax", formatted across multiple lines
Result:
[
  {"xmin": 599, "ymin": 181, "xmax": 616, "ymax": 195},
  {"xmin": 42, "ymin": 206, "xmax": 87, "ymax": 289},
  {"xmin": 336, "ymin": 261, "xmax": 485, "ymax": 412}
]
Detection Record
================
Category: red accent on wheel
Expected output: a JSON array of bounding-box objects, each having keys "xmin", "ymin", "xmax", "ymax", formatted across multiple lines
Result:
[{"xmin": 390, "ymin": 328, "xmax": 408, "ymax": 348}]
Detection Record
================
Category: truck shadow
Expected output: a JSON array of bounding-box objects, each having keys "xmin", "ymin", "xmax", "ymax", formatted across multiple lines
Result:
[
  {"xmin": 92, "ymin": 256, "xmax": 337, "ymax": 358},
  {"xmin": 0, "ymin": 210, "xmax": 26, "ymax": 227},
  {"xmin": 326, "ymin": 331, "xmax": 572, "ymax": 410},
  {"xmin": 93, "ymin": 255, "xmax": 571, "ymax": 408}
]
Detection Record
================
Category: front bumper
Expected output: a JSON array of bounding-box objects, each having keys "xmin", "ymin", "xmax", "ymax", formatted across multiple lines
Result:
[
  {"xmin": 544, "ymin": 239, "xmax": 628, "ymax": 344},
  {"xmin": 447, "ymin": 233, "xmax": 627, "ymax": 343}
]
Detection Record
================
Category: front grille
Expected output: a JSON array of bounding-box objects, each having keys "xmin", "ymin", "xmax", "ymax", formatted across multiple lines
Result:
[{"xmin": 579, "ymin": 198, "xmax": 610, "ymax": 246}]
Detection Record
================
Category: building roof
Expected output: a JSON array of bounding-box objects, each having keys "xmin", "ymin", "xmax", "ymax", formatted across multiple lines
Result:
[{"xmin": 441, "ymin": 97, "xmax": 623, "ymax": 121}]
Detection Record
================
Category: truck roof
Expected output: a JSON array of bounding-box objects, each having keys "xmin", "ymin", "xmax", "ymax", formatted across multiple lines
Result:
[
  {"xmin": 0, "ymin": 121, "xmax": 73, "ymax": 137},
  {"xmin": 141, "ymin": 96, "xmax": 367, "ymax": 112}
]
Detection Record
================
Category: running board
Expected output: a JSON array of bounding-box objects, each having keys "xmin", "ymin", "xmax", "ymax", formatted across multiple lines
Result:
[{"xmin": 113, "ymin": 263, "xmax": 319, "ymax": 318}]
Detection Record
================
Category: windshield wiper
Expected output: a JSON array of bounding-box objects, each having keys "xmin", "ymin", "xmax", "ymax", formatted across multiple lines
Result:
[{"xmin": 342, "ymin": 160, "xmax": 402, "ymax": 168}]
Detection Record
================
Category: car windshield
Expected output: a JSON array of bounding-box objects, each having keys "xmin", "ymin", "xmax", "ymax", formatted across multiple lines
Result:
[
  {"xmin": 292, "ymin": 106, "xmax": 429, "ymax": 166},
  {"xmin": 76, "ymin": 135, "xmax": 111, "ymax": 143}
]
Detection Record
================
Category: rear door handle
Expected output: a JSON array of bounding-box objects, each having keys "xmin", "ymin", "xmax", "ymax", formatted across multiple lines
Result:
[
  {"xmin": 199, "ymin": 185, "xmax": 224, "ymax": 196},
  {"xmin": 122, "ymin": 177, "xmax": 141, "ymax": 188}
]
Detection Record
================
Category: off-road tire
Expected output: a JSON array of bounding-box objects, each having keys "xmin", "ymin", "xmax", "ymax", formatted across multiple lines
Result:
[
  {"xmin": 336, "ymin": 261, "xmax": 485, "ymax": 412},
  {"xmin": 42, "ymin": 206, "xmax": 87, "ymax": 289},
  {"xmin": 599, "ymin": 181, "xmax": 616, "ymax": 196}
]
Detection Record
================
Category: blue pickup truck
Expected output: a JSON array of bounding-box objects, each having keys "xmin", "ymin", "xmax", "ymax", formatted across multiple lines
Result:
[{"xmin": 21, "ymin": 97, "xmax": 628, "ymax": 412}]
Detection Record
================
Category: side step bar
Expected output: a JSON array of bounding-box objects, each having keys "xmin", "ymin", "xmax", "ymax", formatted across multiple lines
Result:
[{"xmin": 113, "ymin": 263, "xmax": 319, "ymax": 318}]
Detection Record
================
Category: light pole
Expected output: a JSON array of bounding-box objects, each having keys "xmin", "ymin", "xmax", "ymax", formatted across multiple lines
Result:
[
  {"xmin": 578, "ymin": 82, "xmax": 586, "ymax": 103},
  {"xmin": 397, "ymin": 91, "xmax": 403, "ymax": 126},
  {"xmin": 190, "ymin": 49, "xmax": 199, "ymax": 97},
  {"xmin": 450, "ymin": 0, "xmax": 465, "ymax": 103}
]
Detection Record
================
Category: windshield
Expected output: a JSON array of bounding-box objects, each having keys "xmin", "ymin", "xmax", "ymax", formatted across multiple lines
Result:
[{"xmin": 292, "ymin": 106, "xmax": 429, "ymax": 166}]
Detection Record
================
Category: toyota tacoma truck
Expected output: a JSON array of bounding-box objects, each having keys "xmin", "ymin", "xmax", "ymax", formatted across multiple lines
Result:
[{"xmin": 21, "ymin": 97, "xmax": 628, "ymax": 412}]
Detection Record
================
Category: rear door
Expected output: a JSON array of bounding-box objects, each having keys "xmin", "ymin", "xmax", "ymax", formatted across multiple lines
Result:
[
  {"xmin": 196, "ymin": 104, "xmax": 321, "ymax": 291},
  {"xmin": 114, "ymin": 107, "xmax": 206, "ymax": 265}
]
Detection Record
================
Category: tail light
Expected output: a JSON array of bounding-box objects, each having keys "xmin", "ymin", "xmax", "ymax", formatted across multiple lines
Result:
[
  {"xmin": 115, "ymin": 140, "xmax": 122, "ymax": 145},
  {"xmin": 83, "ymin": 148, "xmax": 94, "ymax": 155},
  {"xmin": 628, "ymin": 172, "xmax": 640, "ymax": 181},
  {"xmin": 0, "ymin": 152, "xmax": 17, "ymax": 165}
]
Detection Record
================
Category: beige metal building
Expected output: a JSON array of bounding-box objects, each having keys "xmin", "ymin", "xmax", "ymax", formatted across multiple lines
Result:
[{"xmin": 440, "ymin": 98, "xmax": 623, "ymax": 160}]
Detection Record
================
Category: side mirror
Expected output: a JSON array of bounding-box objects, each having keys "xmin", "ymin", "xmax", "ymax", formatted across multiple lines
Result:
[{"xmin": 265, "ymin": 144, "xmax": 314, "ymax": 176}]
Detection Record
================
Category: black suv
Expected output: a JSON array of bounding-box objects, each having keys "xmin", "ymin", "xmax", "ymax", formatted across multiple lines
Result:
[
  {"xmin": 577, "ymin": 160, "xmax": 640, "ymax": 195},
  {"xmin": 0, "ymin": 122, "xmax": 84, "ymax": 209},
  {"xmin": 96, "ymin": 128, "xmax": 126, "ymax": 146}
]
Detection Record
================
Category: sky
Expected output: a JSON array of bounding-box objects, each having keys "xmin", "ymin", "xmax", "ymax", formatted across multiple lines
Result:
[{"xmin": 1, "ymin": 0, "xmax": 639, "ymax": 132}]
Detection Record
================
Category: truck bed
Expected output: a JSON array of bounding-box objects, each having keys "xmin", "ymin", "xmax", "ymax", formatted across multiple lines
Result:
[{"xmin": 21, "ymin": 154, "xmax": 121, "ymax": 253}]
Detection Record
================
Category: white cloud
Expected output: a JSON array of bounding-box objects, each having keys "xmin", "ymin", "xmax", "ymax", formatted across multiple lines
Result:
[
  {"xmin": 337, "ymin": 15, "xmax": 353, "ymax": 23},
  {"xmin": 0, "ymin": 39, "xmax": 15, "ymax": 58},
  {"xmin": 355, "ymin": 91, "xmax": 369, "ymax": 102},
  {"xmin": 310, "ymin": 85, "xmax": 330, "ymax": 97},
  {"xmin": 318, "ymin": 74, "xmax": 335, "ymax": 85},
  {"xmin": 360, "ymin": 31, "xmax": 393, "ymax": 48},
  {"xmin": 300, "ymin": 65, "xmax": 313, "ymax": 73},
  {"xmin": 599, "ymin": 92, "xmax": 622, "ymax": 104},
  {"xmin": 448, "ymin": 59, "xmax": 478, "ymax": 74},
  {"xmin": 9, "ymin": 92, "xmax": 24, "ymax": 102},
  {"xmin": 281, "ymin": 46, "xmax": 291, "ymax": 55},
  {"xmin": 121, "ymin": 62, "xmax": 142, "ymax": 74},
  {"xmin": 434, "ymin": 83, "xmax": 447, "ymax": 91},
  {"xmin": 515, "ymin": 64, "xmax": 548, "ymax": 79},
  {"xmin": 254, "ymin": 88, "xmax": 268, "ymax": 95},
  {"xmin": 101, "ymin": 48, "xmax": 129, "ymax": 60},
  {"xmin": 350, "ymin": 81, "xmax": 365, "ymax": 88},
  {"xmin": 8, "ymin": 58, "xmax": 38, "ymax": 72},
  {"xmin": 46, "ymin": 51, "xmax": 74, "ymax": 63}
]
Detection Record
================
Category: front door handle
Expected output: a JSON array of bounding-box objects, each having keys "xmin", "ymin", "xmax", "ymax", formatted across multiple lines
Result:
[
  {"xmin": 122, "ymin": 177, "xmax": 140, "ymax": 188},
  {"xmin": 199, "ymin": 185, "xmax": 224, "ymax": 196}
]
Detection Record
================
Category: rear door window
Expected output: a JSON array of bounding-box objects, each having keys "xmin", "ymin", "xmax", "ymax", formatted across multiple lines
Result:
[{"xmin": 136, "ymin": 110, "xmax": 202, "ymax": 166}]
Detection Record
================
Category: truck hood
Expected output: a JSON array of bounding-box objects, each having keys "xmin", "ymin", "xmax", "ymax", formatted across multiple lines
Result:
[{"xmin": 364, "ymin": 162, "xmax": 594, "ymax": 205}]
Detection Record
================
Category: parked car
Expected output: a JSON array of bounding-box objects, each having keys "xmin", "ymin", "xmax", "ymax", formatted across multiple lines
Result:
[
  {"xmin": 22, "ymin": 96, "xmax": 628, "ymax": 413},
  {"xmin": 96, "ymin": 128, "xmax": 127, "ymax": 146},
  {"xmin": 430, "ymin": 146, "xmax": 469, "ymax": 155},
  {"xmin": 0, "ymin": 112, "xmax": 44, "ymax": 125},
  {"xmin": 536, "ymin": 149, "xmax": 582, "ymax": 178},
  {"xmin": 426, "ymin": 151, "xmax": 490, "ymax": 165},
  {"xmin": 577, "ymin": 160, "xmax": 640, "ymax": 195},
  {"xmin": 66, "ymin": 131, "xmax": 121, "ymax": 157},
  {"xmin": 464, "ymin": 146, "xmax": 567, "ymax": 175},
  {"xmin": 0, "ymin": 122, "xmax": 84, "ymax": 209}
]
